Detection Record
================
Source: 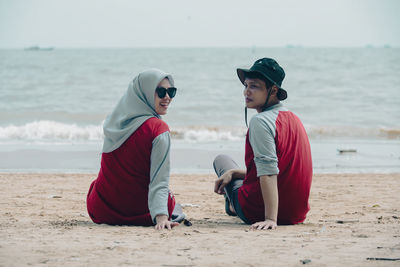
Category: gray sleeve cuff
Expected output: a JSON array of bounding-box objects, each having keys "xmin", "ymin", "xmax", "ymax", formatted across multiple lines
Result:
[
  {"xmin": 148, "ymin": 131, "xmax": 170, "ymax": 223},
  {"xmin": 249, "ymin": 116, "xmax": 279, "ymax": 177},
  {"xmin": 254, "ymin": 158, "xmax": 279, "ymax": 176}
]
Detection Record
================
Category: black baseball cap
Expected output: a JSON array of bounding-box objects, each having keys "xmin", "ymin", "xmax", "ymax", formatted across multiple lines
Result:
[{"xmin": 237, "ymin": 58, "xmax": 287, "ymax": 100}]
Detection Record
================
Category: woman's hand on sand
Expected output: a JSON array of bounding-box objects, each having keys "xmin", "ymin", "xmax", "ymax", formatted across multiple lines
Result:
[
  {"xmin": 214, "ymin": 171, "xmax": 233, "ymax": 194},
  {"xmin": 250, "ymin": 219, "xmax": 277, "ymax": 230},
  {"xmin": 155, "ymin": 215, "xmax": 179, "ymax": 230}
]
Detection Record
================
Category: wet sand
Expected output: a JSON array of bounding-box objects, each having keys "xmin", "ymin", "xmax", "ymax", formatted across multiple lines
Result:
[{"xmin": 1, "ymin": 173, "xmax": 399, "ymax": 266}]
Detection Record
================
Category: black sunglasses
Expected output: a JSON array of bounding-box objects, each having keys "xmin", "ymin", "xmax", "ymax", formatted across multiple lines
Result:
[{"xmin": 156, "ymin": 87, "xmax": 177, "ymax": 98}]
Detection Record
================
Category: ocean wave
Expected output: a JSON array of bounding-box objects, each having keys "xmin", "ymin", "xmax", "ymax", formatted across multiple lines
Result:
[
  {"xmin": 0, "ymin": 121, "xmax": 246, "ymax": 143},
  {"xmin": 305, "ymin": 125, "xmax": 400, "ymax": 140},
  {"xmin": 0, "ymin": 121, "xmax": 103, "ymax": 143},
  {"xmin": 171, "ymin": 126, "xmax": 246, "ymax": 142},
  {"xmin": 0, "ymin": 121, "xmax": 399, "ymax": 144}
]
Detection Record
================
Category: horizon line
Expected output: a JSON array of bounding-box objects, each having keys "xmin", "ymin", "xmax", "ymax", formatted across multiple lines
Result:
[{"xmin": 0, "ymin": 44, "xmax": 398, "ymax": 50}]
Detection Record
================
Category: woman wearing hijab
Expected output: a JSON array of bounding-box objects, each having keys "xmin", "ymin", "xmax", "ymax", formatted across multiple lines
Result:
[{"xmin": 87, "ymin": 68, "xmax": 180, "ymax": 230}]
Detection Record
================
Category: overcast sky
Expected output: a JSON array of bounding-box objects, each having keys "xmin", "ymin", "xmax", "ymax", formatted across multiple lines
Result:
[{"xmin": 0, "ymin": 0, "xmax": 399, "ymax": 48}]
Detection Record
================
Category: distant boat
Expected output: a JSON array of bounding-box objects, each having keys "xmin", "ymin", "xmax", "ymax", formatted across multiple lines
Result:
[{"xmin": 24, "ymin": 46, "xmax": 54, "ymax": 51}]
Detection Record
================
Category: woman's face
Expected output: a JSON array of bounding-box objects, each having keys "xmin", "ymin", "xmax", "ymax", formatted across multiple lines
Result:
[{"xmin": 154, "ymin": 78, "xmax": 173, "ymax": 115}]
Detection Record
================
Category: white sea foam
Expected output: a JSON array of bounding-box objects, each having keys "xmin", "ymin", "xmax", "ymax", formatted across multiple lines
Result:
[
  {"xmin": 0, "ymin": 121, "xmax": 103, "ymax": 143},
  {"xmin": 0, "ymin": 121, "xmax": 247, "ymax": 143},
  {"xmin": 0, "ymin": 121, "xmax": 399, "ymax": 144},
  {"xmin": 305, "ymin": 125, "xmax": 400, "ymax": 140},
  {"xmin": 171, "ymin": 126, "xmax": 246, "ymax": 142}
]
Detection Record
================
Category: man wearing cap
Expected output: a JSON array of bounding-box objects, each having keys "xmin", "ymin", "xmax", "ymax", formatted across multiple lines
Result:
[{"xmin": 213, "ymin": 58, "xmax": 312, "ymax": 230}]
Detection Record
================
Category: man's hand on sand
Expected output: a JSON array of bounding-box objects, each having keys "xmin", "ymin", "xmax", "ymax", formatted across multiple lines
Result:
[
  {"xmin": 155, "ymin": 215, "xmax": 179, "ymax": 230},
  {"xmin": 214, "ymin": 171, "xmax": 233, "ymax": 194},
  {"xmin": 251, "ymin": 219, "xmax": 277, "ymax": 230}
]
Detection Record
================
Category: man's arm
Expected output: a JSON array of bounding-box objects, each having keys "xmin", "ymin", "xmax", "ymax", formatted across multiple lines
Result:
[
  {"xmin": 251, "ymin": 174, "xmax": 278, "ymax": 230},
  {"xmin": 230, "ymin": 169, "xmax": 246, "ymax": 179},
  {"xmin": 214, "ymin": 169, "xmax": 246, "ymax": 194}
]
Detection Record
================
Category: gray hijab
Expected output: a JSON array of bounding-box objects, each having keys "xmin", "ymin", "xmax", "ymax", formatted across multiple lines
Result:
[{"xmin": 102, "ymin": 68, "xmax": 174, "ymax": 153}]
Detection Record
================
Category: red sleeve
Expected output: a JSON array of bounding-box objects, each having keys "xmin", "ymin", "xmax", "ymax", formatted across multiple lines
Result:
[{"xmin": 145, "ymin": 117, "xmax": 169, "ymax": 139}]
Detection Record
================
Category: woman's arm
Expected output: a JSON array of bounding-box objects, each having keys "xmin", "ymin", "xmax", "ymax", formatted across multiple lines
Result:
[
  {"xmin": 251, "ymin": 174, "xmax": 278, "ymax": 230},
  {"xmin": 154, "ymin": 214, "xmax": 178, "ymax": 230},
  {"xmin": 148, "ymin": 131, "xmax": 178, "ymax": 230}
]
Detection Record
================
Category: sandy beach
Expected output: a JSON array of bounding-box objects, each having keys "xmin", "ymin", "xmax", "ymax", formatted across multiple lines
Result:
[{"xmin": 1, "ymin": 172, "xmax": 399, "ymax": 266}]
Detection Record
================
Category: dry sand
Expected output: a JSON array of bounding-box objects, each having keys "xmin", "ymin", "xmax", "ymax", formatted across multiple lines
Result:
[{"xmin": 1, "ymin": 173, "xmax": 399, "ymax": 266}]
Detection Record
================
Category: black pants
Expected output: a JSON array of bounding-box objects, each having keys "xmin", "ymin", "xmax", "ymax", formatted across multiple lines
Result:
[{"xmin": 213, "ymin": 154, "xmax": 251, "ymax": 224}]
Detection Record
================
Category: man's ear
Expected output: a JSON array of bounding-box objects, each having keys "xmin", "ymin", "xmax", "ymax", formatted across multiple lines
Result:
[{"xmin": 271, "ymin": 85, "xmax": 279, "ymax": 96}]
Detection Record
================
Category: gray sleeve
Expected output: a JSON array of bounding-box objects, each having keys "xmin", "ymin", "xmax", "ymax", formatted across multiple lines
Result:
[
  {"xmin": 148, "ymin": 131, "xmax": 171, "ymax": 223},
  {"xmin": 249, "ymin": 116, "xmax": 279, "ymax": 176}
]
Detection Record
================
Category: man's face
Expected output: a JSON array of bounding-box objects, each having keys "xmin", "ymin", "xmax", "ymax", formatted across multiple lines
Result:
[{"xmin": 243, "ymin": 78, "xmax": 268, "ymax": 112}]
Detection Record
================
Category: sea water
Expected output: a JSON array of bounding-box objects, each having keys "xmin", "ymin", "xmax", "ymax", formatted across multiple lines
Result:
[{"xmin": 0, "ymin": 47, "xmax": 399, "ymax": 173}]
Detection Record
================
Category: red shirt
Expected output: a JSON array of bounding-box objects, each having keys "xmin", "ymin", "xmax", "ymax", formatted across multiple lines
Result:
[
  {"xmin": 238, "ymin": 109, "xmax": 313, "ymax": 225},
  {"xmin": 86, "ymin": 117, "xmax": 175, "ymax": 225}
]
